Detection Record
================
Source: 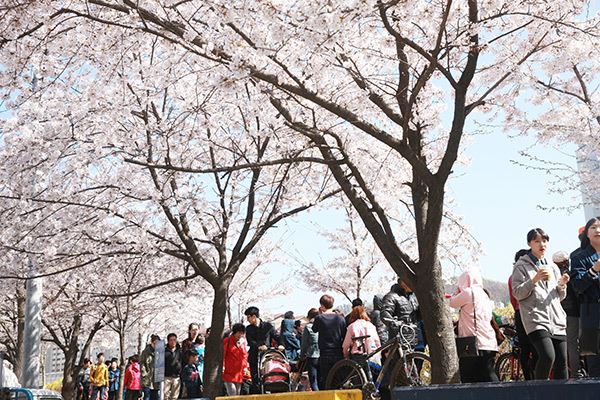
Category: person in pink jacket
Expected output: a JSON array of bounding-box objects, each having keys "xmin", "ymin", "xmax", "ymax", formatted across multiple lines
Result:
[
  {"xmin": 124, "ymin": 355, "xmax": 142, "ymax": 400},
  {"xmin": 342, "ymin": 306, "xmax": 381, "ymax": 359},
  {"xmin": 450, "ymin": 268, "xmax": 499, "ymax": 383}
]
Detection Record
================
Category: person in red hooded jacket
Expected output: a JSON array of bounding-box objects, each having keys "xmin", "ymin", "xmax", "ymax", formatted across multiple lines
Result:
[
  {"xmin": 222, "ymin": 323, "xmax": 250, "ymax": 396},
  {"xmin": 124, "ymin": 355, "xmax": 142, "ymax": 400}
]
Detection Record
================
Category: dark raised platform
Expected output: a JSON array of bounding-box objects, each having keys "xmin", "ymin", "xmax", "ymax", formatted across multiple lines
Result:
[{"xmin": 392, "ymin": 379, "xmax": 600, "ymax": 400}]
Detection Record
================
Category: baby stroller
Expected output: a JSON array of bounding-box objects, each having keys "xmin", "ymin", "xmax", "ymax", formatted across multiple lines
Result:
[{"xmin": 258, "ymin": 349, "xmax": 292, "ymax": 393}]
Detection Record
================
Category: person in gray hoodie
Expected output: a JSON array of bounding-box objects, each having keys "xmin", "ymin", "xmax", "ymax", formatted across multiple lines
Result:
[
  {"xmin": 300, "ymin": 308, "xmax": 320, "ymax": 391},
  {"xmin": 512, "ymin": 228, "xmax": 570, "ymax": 380}
]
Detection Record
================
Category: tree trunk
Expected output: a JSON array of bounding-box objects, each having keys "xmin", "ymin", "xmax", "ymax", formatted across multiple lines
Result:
[
  {"xmin": 226, "ymin": 295, "xmax": 232, "ymax": 330},
  {"xmin": 137, "ymin": 332, "xmax": 142, "ymax": 355},
  {"xmin": 61, "ymin": 345, "xmax": 80, "ymax": 400},
  {"xmin": 414, "ymin": 256, "xmax": 460, "ymax": 384},
  {"xmin": 60, "ymin": 314, "xmax": 83, "ymax": 400},
  {"xmin": 118, "ymin": 329, "xmax": 126, "ymax": 400},
  {"xmin": 202, "ymin": 282, "xmax": 229, "ymax": 399}
]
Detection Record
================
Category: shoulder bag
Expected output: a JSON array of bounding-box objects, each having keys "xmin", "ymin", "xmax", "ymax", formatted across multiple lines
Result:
[{"xmin": 455, "ymin": 289, "xmax": 480, "ymax": 358}]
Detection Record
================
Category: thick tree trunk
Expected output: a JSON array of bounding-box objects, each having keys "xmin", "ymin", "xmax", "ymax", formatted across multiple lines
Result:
[
  {"xmin": 202, "ymin": 282, "xmax": 229, "ymax": 399},
  {"xmin": 61, "ymin": 346, "xmax": 80, "ymax": 400},
  {"xmin": 414, "ymin": 258, "xmax": 460, "ymax": 384}
]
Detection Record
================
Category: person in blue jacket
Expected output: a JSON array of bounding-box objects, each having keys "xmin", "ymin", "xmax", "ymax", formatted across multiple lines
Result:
[
  {"xmin": 280, "ymin": 311, "xmax": 301, "ymax": 362},
  {"xmin": 570, "ymin": 216, "xmax": 600, "ymax": 377},
  {"xmin": 108, "ymin": 358, "xmax": 120, "ymax": 400}
]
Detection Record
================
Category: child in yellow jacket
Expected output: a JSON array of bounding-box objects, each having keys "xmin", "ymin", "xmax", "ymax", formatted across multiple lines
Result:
[{"xmin": 90, "ymin": 353, "xmax": 109, "ymax": 400}]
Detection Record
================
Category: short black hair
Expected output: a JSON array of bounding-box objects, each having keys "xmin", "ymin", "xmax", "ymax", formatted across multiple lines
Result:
[
  {"xmin": 351, "ymin": 298, "xmax": 363, "ymax": 307},
  {"xmin": 83, "ymin": 358, "xmax": 91, "ymax": 365},
  {"xmin": 184, "ymin": 349, "xmax": 198, "ymax": 362},
  {"xmin": 97, "ymin": 353, "xmax": 104, "ymax": 359},
  {"xmin": 188, "ymin": 323, "xmax": 199, "ymax": 331},
  {"xmin": 150, "ymin": 334, "xmax": 161, "ymax": 343},
  {"xmin": 130, "ymin": 354, "xmax": 139, "ymax": 364},
  {"xmin": 232, "ymin": 323, "xmax": 246, "ymax": 334},
  {"xmin": 167, "ymin": 333, "xmax": 177, "ymax": 340},
  {"xmin": 110, "ymin": 358, "xmax": 118, "ymax": 363},
  {"xmin": 527, "ymin": 228, "xmax": 549, "ymax": 243},
  {"xmin": 244, "ymin": 306, "xmax": 260, "ymax": 317}
]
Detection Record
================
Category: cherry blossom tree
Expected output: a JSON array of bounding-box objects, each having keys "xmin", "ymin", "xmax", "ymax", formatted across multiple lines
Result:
[
  {"xmin": 226, "ymin": 253, "xmax": 288, "ymax": 326},
  {"xmin": 0, "ymin": 15, "xmax": 337, "ymax": 396},
  {"xmin": 299, "ymin": 204, "xmax": 392, "ymax": 302},
  {"xmin": 97, "ymin": 256, "xmax": 204, "ymax": 400},
  {"xmin": 1, "ymin": 0, "xmax": 597, "ymax": 386},
  {"xmin": 41, "ymin": 272, "xmax": 111, "ymax": 400},
  {"xmin": 496, "ymin": 20, "xmax": 600, "ymax": 212}
]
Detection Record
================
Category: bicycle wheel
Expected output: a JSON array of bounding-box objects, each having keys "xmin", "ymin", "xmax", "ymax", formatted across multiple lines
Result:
[
  {"xmin": 495, "ymin": 352, "xmax": 524, "ymax": 381},
  {"xmin": 389, "ymin": 351, "xmax": 431, "ymax": 388},
  {"xmin": 325, "ymin": 359, "xmax": 368, "ymax": 390},
  {"xmin": 404, "ymin": 351, "xmax": 432, "ymax": 386}
]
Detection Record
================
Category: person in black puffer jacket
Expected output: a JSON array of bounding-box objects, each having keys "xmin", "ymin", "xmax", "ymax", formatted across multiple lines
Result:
[
  {"xmin": 381, "ymin": 279, "xmax": 421, "ymax": 346},
  {"xmin": 370, "ymin": 295, "xmax": 389, "ymax": 343}
]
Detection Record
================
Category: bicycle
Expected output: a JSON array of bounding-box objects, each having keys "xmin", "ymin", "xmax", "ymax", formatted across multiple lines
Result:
[
  {"xmin": 325, "ymin": 321, "xmax": 431, "ymax": 398},
  {"xmin": 494, "ymin": 323, "xmax": 525, "ymax": 381}
]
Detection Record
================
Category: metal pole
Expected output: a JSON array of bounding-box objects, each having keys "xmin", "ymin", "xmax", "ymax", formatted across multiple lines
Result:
[{"xmin": 21, "ymin": 259, "xmax": 43, "ymax": 388}]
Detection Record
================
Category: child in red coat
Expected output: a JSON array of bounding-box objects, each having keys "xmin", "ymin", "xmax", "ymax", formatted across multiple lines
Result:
[{"xmin": 223, "ymin": 324, "xmax": 250, "ymax": 396}]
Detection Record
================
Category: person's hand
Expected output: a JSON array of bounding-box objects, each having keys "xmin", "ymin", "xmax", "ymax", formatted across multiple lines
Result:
[
  {"xmin": 593, "ymin": 259, "xmax": 600, "ymax": 273},
  {"xmin": 559, "ymin": 273, "xmax": 570, "ymax": 286},
  {"xmin": 277, "ymin": 345, "xmax": 285, "ymax": 351},
  {"xmin": 243, "ymin": 368, "xmax": 251, "ymax": 380},
  {"xmin": 258, "ymin": 345, "xmax": 267, "ymax": 352},
  {"xmin": 533, "ymin": 267, "xmax": 550, "ymax": 283}
]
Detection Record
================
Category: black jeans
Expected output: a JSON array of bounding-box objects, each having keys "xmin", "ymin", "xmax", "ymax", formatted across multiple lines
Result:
[
  {"xmin": 515, "ymin": 311, "xmax": 537, "ymax": 380},
  {"xmin": 125, "ymin": 390, "xmax": 140, "ymax": 400},
  {"xmin": 318, "ymin": 355, "xmax": 341, "ymax": 390},
  {"xmin": 529, "ymin": 334, "xmax": 567, "ymax": 380},
  {"xmin": 79, "ymin": 384, "xmax": 90, "ymax": 400},
  {"xmin": 459, "ymin": 350, "xmax": 499, "ymax": 383},
  {"xmin": 307, "ymin": 357, "xmax": 319, "ymax": 391},
  {"xmin": 248, "ymin": 352, "xmax": 261, "ymax": 394}
]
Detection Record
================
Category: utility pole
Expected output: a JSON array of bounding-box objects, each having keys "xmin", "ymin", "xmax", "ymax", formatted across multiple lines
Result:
[{"xmin": 21, "ymin": 260, "xmax": 43, "ymax": 388}]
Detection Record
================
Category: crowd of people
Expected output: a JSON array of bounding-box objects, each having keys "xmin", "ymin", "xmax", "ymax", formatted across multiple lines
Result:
[
  {"xmin": 77, "ymin": 330, "xmax": 207, "ymax": 400},
  {"xmin": 76, "ymin": 216, "xmax": 600, "ymax": 399},
  {"xmin": 452, "ymin": 216, "xmax": 600, "ymax": 383},
  {"xmin": 75, "ymin": 281, "xmax": 425, "ymax": 399}
]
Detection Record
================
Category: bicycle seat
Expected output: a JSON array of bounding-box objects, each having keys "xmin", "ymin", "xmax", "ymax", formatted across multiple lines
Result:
[{"xmin": 352, "ymin": 335, "xmax": 371, "ymax": 341}]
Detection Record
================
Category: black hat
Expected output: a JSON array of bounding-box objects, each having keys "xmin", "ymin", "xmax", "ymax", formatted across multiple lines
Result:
[{"xmin": 351, "ymin": 298, "xmax": 363, "ymax": 307}]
